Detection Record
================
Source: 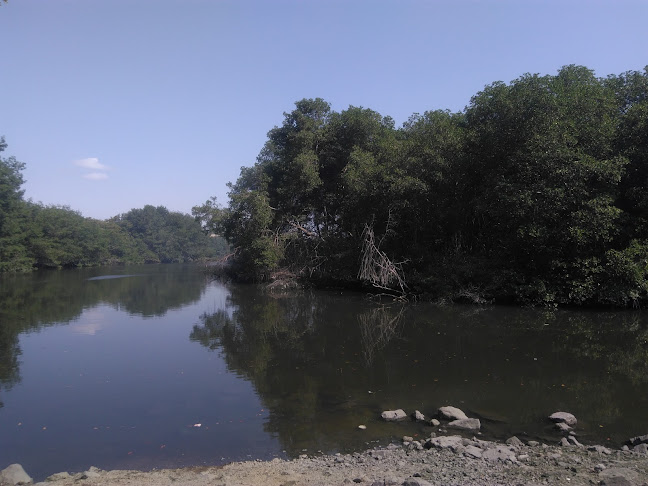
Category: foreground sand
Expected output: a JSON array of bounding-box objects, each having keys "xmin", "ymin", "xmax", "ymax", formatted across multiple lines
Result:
[{"xmin": 17, "ymin": 436, "xmax": 648, "ymax": 486}]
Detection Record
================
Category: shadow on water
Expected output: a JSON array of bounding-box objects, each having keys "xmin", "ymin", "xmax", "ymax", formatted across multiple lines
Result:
[{"xmin": 191, "ymin": 287, "xmax": 648, "ymax": 454}]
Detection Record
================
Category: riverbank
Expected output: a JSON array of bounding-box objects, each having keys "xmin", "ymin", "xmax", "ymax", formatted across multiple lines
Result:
[{"xmin": 4, "ymin": 434, "xmax": 648, "ymax": 486}]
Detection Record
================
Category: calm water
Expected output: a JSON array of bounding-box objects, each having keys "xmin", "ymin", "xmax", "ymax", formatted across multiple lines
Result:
[{"xmin": 1, "ymin": 265, "xmax": 648, "ymax": 480}]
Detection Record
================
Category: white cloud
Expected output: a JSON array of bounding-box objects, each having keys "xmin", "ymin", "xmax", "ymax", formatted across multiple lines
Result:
[
  {"xmin": 75, "ymin": 157, "xmax": 108, "ymax": 170},
  {"xmin": 83, "ymin": 172, "xmax": 109, "ymax": 181}
]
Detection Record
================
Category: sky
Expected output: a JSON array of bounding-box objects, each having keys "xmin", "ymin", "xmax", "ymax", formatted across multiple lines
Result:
[{"xmin": 1, "ymin": 0, "xmax": 647, "ymax": 220}]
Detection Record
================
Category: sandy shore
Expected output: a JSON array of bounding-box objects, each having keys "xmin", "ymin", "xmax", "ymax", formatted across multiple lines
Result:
[{"xmin": 5, "ymin": 435, "xmax": 647, "ymax": 486}]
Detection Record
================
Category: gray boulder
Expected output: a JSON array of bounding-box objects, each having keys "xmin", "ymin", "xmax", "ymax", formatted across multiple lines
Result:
[
  {"xmin": 628, "ymin": 433, "xmax": 648, "ymax": 446},
  {"xmin": 428, "ymin": 435, "xmax": 464, "ymax": 451},
  {"xmin": 588, "ymin": 445, "xmax": 612, "ymax": 455},
  {"xmin": 0, "ymin": 464, "xmax": 33, "ymax": 485},
  {"xmin": 633, "ymin": 443, "xmax": 648, "ymax": 454},
  {"xmin": 463, "ymin": 445, "xmax": 483, "ymax": 459},
  {"xmin": 381, "ymin": 409, "xmax": 407, "ymax": 421},
  {"xmin": 505, "ymin": 436, "xmax": 524, "ymax": 448},
  {"xmin": 549, "ymin": 411, "xmax": 577, "ymax": 426},
  {"xmin": 429, "ymin": 418, "xmax": 440, "ymax": 427},
  {"xmin": 438, "ymin": 406, "xmax": 468, "ymax": 421},
  {"xmin": 412, "ymin": 410, "xmax": 426, "ymax": 422},
  {"xmin": 447, "ymin": 418, "xmax": 481, "ymax": 432},
  {"xmin": 554, "ymin": 422, "xmax": 571, "ymax": 432},
  {"xmin": 482, "ymin": 445, "xmax": 517, "ymax": 463},
  {"xmin": 46, "ymin": 472, "xmax": 70, "ymax": 481},
  {"xmin": 599, "ymin": 467, "xmax": 640, "ymax": 486},
  {"xmin": 567, "ymin": 435, "xmax": 583, "ymax": 447},
  {"xmin": 402, "ymin": 479, "xmax": 433, "ymax": 486}
]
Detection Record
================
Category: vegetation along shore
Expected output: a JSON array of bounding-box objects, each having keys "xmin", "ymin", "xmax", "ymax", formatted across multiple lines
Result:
[{"xmin": 4, "ymin": 65, "xmax": 647, "ymax": 306}]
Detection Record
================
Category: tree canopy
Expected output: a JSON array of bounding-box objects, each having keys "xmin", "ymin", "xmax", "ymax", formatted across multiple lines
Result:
[
  {"xmin": 0, "ymin": 141, "xmax": 227, "ymax": 272},
  {"xmin": 217, "ymin": 65, "xmax": 648, "ymax": 307}
]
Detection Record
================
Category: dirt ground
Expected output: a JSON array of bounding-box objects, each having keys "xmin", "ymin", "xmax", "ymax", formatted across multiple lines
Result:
[{"xmin": 11, "ymin": 436, "xmax": 648, "ymax": 486}]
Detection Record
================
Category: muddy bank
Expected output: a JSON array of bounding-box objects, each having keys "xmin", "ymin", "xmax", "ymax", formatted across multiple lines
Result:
[{"xmin": 4, "ymin": 434, "xmax": 648, "ymax": 486}]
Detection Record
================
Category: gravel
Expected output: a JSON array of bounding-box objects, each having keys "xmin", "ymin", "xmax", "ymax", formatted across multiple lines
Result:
[{"xmin": 16, "ymin": 435, "xmax": 648, "ymax": 486}]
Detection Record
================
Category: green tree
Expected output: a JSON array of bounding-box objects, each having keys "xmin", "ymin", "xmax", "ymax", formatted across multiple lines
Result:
[
  {"xmin": 0, "ymin": 138, "xmax": 32, "ymax": 272},
  {"xmin": 463, "ymin": 66, "xmax": 626, "ymax": 303}
]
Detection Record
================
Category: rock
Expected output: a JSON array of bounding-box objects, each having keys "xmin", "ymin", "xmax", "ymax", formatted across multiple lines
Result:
[
  {"xmin": 549, "ymin": 411, "xmax": 577, "ymax": 426},
  {"xmin": 438, "ymin": 406, "xmax": 468, "ymax": 421},
  {"xmin": 505, "ymin": 436, "xmax": 524, "ymax": 448},
  {"xmin": 527, "ymin": 440, "xmax": 540, "ymax": 447},
  {"xmin": 463, "ymin": 445, "xmax": 483, "ymax": 459},
  {"xmin": 429, "ymin": 418, "xmax": 440, "ymax": 427},
  {"xmin": 0, "ymin": 464, "xmax": 33, "ymax": 485},
  {"xmin": 412, "ymin": 410, "xmax": 426, "ymax": 422},
  {"xmin": 358, "ymin": 425, "xmax": 367, "ymax": 430},
  {"xmin": 482, "ymin": 445, "xmax": 517, "ymax": 463},
  {"xmin": 633, "ymin": 443, "xmax": 648, "ymax": 454},
  {"xmin": 402, "ymin": 479, "xmax": 432, "ymax": 486},
  {"xmin": 402, "ymin": 436, "xmax": 414, "ymax": 443},
  {"xmin": 567, "ymin": 436, "xmax": 583, "ymax": 447},
  {"xmin": 81, "ymin": 467, "xmax": 102, "ymax": 480},
  {"xmin": 46, "ymin": 472, "xmax": 70, "ymax": 481},
  {"xmin": 446, "ymin": 418, "xmax": 480, "ymax": 432},
  {"xmin": 628, "ymin": 433, "xmax": 648, "ymax": 446},
  {"xmin": 599, "ymin": 467, "xmax": 640, "ymax": 486},
  {"xmin": 588, "ymin": 445, "xmax": 612, "ymax": 455},
  {"xmin": 517, "ymin": 453, "xmax": 529, "ymax": 461},
  {"xmin": 428, "ymin": 435, "xmax": 464, "ymax": 451},
  {"xmin": 554, "ymin": 422, "xmax": 571, "ymax": 432},
  {"xmin": 559, "ymin": 437, "xmax": 570, "ymax": 447},
  {"xmin": 595, "ymin": 463, "xmax": 606, "ymax": 472},
  {"xmin": 381, "ymin": 409, "xmax": 407, "ymax": 421}
]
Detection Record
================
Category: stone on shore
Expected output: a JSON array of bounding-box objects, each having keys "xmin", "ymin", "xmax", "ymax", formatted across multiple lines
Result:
[
  {"xmin": 463, "ymin": 445, "xmax": 483, "ymax": 459},
  {"xmin": 599, "ymin": 467, "xmax": 640, "ymax": 485},
  {"xmin": 46, "ymin": 472, "xmax": 70, "ymax": 481},
  {"xmin": 427, "ymin": 435, "xmax": 464, "ymax": 451},
  {"xmin": 0, "ymin": 463, "xmax": 33, "ymax": 485},
  {"xmin": 446, "ymin": 418, "xmax": 481, "ymax": 432},
  {"xmin": 412, "ymin": 410, "xmax": 426, "ymax": 422},
  {"xmin": 505, "ymin": 436, "xmax": 524, "ymax": 448},
  {"xmin": 481, "ymin": 445, "xmax": 518, "ymax": 463},
  {"xmin": 628, "ymin": 433, "xmax": 648, "ymax": 446},
  {"xmin": 588, "ymin": 445, "xmax": 612, "ymax": 455},
  {"xmin": 549, "ymin": 411, "xmax": 577, "ymax": 426},
  {"xmin": 381, "ymin": 409, "xmax": 407, "ymax": 421},
  {"xmin": 429, "ymin": 418, "xmax": 440, "ymax": 427},
  {"xmin": 403, "ymin": 479, "xmax": 433, "ymax": 486},
  {"xmin": 634, "ymin": 443, "xmax": 648, "ymax": 454},
  {"xmin": 438, "ymin": 406, "xmax": 468, "ymax": 421}
]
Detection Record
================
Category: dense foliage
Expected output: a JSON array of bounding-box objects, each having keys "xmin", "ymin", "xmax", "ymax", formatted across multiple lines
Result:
[
  {"xmin": 215, "ymin": 65, "xmax": 648, "ymax": 306},
  {"xmin": 0, "ymin": 138, "xmax": 226, "ymax": 271}
]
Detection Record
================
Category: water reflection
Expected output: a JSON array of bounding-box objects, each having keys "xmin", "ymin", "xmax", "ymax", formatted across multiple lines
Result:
[
  {"xmin": 191, "ymin": 288, "xmax": 648, "ymax": 453},
  {"xmin": 2, "ymin": 269, "xmax": 648, "ymax": 478},
  {"xmin": 0, "ymin": 264, "xmax": 209, "ymax": 403}
]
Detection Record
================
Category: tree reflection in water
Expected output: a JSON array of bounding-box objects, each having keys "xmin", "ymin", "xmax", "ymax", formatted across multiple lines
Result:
[
  {"xmin": 0, "ymin": 265, "xmax": 208, "ymax": 406},
  {"xmin": 190, "ymin": 287, "xmax": 648, "ymax": 453}
]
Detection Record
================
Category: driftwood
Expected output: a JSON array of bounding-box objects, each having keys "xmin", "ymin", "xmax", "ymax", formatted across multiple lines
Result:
[{"xmin": 358, "ymin": 224, "xmax": 407, "ymax": 297}]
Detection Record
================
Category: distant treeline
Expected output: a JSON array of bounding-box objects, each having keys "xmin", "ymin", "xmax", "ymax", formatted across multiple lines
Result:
[
  {"xmin": 0, "ymin": 141, "xmax": 228, "ymax": 272},
  {"xmin": 203, "ymin": 65, "xmax": 648, "ymax": 307}
]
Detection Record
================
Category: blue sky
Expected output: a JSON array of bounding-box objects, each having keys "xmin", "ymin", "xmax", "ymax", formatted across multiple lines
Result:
[{"xmin": 1, "ymin": 0, "xmax": 647, "ymax": 220}]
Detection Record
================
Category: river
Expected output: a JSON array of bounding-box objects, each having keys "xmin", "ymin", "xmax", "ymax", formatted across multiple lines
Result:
[{"xmin": 1, "ymin": 264, "xmax": 647, "ymax": 480}]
